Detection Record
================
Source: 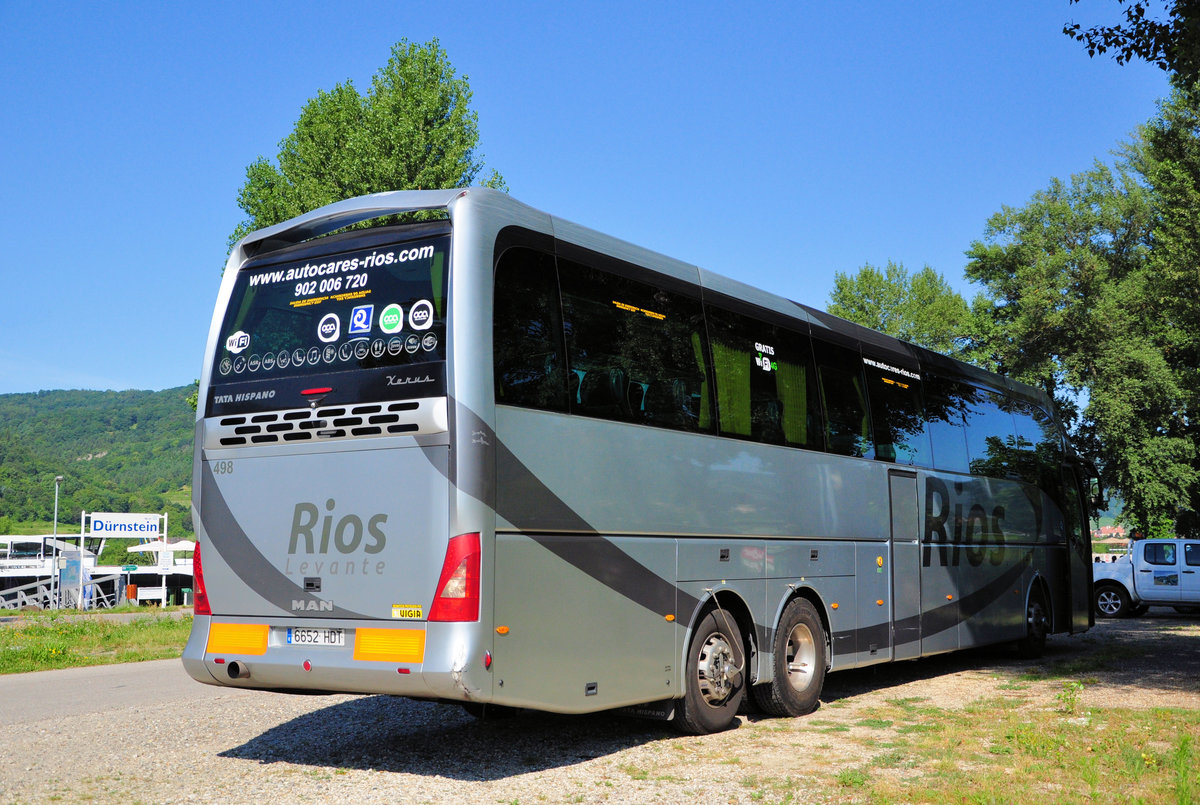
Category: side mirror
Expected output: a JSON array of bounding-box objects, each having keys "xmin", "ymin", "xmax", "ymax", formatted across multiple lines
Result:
[{"xmin": 1089, "ymin": 474, "xmax": 1103, "ymax": 514}]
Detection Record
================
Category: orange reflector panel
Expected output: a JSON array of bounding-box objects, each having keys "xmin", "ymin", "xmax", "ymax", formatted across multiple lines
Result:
[
  {"xmin": 206, "ymin": 623, "xmax": 268, "ymax": 656},
  {"xmin": 353, "ymin": 628, "xmax": 426, "ymax": 663}
]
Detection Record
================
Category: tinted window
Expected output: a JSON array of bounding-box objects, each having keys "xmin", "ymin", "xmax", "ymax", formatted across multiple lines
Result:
[
  {"xmin": 964, "ymin": 388, "xmax": 1018, "ymax": 477},
  {"xmin": 494, "ymin": 248, "xmax": 568, "ymax": 411},
  {"xmin": 215, "ymin": 235, "xmax": 448, "ymax": 382},
  {"xmin": 1011, "ymin": 401, "xmax": 1063, "ymax": 487},
  {"xmin": 208, "ymin": 231, "xmax": 450, "ymax": 415},
  {"xmin": 863, "ymin": 357, "xmax": 931, "ymax": 466},
  {"xmin": 559, "ymin": 260, "xmax": 712, "ymax": 432},
  {"xmin": 925, "ymin": 375, "xmax": 970, "ymax": 474},
  {"xmin": 813, "ymin": 340, "xmax": 874, "ymax": 458},
  {"xmin": 1186, "ymin": 543, "xmax": 1200, "ymax": 567},
  {"xmin": 707, "ymin": 305, "xmax": 821, "ymax": 449}
]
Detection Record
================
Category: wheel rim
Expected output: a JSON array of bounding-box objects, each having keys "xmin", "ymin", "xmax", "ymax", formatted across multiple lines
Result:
[
  {"xmin": 1028, "ymin": 601, "xmax": 1049, "ymax": 639},
  {"xmin": 1096, "ymin": 591, "xmax": 1121, "ymax": 616},
  {"xmin": 784, "ymin": 622, "xmax": 817, "ymax": 694},
  {"xmin": 696, "ymin": 632, "xmax": 737, "ymax": 706}
]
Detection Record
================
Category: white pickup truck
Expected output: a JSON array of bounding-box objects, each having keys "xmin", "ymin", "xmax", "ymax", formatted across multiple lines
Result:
[{"xmin": 1093, "ymin": 538, "xmax": 1200, "ymax": 617}]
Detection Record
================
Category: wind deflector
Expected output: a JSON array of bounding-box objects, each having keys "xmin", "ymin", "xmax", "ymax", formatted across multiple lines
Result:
[{"xmin": 230, "ymin": 189, "xmax": 466, "ymax": 266}]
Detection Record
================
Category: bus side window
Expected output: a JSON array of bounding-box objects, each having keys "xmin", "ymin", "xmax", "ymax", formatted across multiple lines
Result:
[
  {"xmin": 1011, "ymin": 401, "xmax": 1063, "ymax": 488},
  {"xmin": 964, "ymin": 388, "xmax": 1019, "ymax": 478},
  {"xmin": 924, "ymin": 375, "xmax": 970, "ymax": 474},
  {"xmin": 558, "ymin": 260, "xmax": 713, "ymax": 432},
  {"xmin": 706, "ymin": 304, "xmax": 822, "ymax": 450},
  {"xmin": 493, "ymin": 247, "xmax": 568, "ymax": 412},
  {"xmin": 863, "ymin": 360, "xmax": 931, "ymax": 466},
  {"xmin": 813, "ymin": 339, "xmax": 874, "ymax": 459}
]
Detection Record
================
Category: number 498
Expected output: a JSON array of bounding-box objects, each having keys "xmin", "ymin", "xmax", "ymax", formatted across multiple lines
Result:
[{"xmin": 213, "ymin": 460, "xmax": 234, "ymax": 475}]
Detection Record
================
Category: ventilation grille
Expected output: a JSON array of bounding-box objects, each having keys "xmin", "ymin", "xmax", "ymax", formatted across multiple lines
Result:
[{"xmin": 205, "ymin": 397, "xmax": 447, "ymax": 449}]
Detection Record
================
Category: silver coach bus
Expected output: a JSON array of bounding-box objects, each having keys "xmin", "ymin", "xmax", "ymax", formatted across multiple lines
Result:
[{"xmin": 183, "ymin": 189, "xmax": 1094, "ymax": 734}]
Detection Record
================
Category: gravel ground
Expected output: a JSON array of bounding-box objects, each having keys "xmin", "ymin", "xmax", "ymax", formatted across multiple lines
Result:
[{"xmin": 0, "ymin": 611, "xmax": 1197, "ymax": 805}]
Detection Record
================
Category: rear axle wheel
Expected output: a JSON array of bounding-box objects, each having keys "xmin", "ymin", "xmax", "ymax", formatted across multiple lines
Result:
[{"xmin": 752, "ymin": 598, "xmax": 827, "ymax": 717}]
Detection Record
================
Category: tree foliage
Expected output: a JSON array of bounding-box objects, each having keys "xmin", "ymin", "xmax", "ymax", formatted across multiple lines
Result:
[
  {"xmin": 966, "ymin": 88, "xmax": 1200, "ymax": 536},
  {"xmin": 1064, "ymin": 0, "xmax": 1200, "ymax": 87},
  {"xmin": 1137, "ymin": 88, "xmax": 1200, "ymax": 531},
  {"xmin": 229, "ymin": 39, "xmax": 505, "ymax": 249},
  {"xmin": 826, "ymin": 261, "xmax": 978, "ymax": 359}
]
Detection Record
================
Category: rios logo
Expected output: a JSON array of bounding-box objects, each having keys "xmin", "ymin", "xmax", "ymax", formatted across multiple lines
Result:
[
  {"xmin": 284, "ymin": 499, "xmax": 390, "ymax": 579},
  {"xmin": 288, "ymin": 499, "xmax": 386, "ymax": 555}
]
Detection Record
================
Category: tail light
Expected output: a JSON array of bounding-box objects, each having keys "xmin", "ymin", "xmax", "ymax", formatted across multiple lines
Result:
[
  {"xmin": 193, "ymin": 541, "xmax": 212, "ymax": 616},
  {"xmin": 428, "ymin": 533, "xmax": 480, "ymax": 622}
]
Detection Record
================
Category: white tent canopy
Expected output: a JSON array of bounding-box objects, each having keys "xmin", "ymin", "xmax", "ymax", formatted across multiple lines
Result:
[{"xmin": 126, "ymin": 540, "xmax": 196, "ymax": 553}]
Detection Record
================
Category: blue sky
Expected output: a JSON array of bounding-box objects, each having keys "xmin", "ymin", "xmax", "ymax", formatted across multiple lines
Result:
[{"xmin": 0, "ymin": 1, "xmax": 1170, "ymax": 394}]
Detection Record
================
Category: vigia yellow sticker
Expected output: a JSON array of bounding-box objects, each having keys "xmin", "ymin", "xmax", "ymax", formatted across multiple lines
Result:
[{"xmin": 392, "ymin": 604, "xmax": 423, "ymax": 620}]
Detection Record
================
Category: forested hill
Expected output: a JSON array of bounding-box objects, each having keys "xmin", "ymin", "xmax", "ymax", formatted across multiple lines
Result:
[{"xmin": 0, "ymin": 387, "xmax": 194, "ymax": 538}]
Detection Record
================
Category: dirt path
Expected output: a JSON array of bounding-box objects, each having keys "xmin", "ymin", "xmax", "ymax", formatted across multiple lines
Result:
[{"xmin": 0, "ymin": 610, "xmax": 1195, "ymax": 804}]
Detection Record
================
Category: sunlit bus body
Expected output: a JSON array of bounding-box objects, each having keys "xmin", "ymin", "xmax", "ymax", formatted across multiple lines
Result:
[{"xmin": 183, "ymin": 189, "xmax": 1094, "ymax": 733}]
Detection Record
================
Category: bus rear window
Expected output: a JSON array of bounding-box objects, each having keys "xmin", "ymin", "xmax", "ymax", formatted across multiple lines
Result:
[{"xmin": 207, "ymin": 233, "xmax": 448, "ymax": 415}]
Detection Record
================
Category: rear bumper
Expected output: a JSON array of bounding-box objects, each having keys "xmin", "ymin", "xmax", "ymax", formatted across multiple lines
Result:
[{"xmin": 182, "ymin": 614, "xmax": 492, "ymax": 700}]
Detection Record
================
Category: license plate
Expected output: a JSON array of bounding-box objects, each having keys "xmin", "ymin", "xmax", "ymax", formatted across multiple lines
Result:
[{"xmin": 286, "ymin": 627, "xmax": 345, "ymax": 646}]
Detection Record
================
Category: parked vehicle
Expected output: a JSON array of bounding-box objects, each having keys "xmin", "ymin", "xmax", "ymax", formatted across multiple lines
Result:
[{"xmin": 1093, "ymin": 539, "xmax": 1200, "ymax": 617}]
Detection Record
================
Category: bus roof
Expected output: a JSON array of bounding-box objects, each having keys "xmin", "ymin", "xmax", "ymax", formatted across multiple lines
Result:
[{"xmin": 233, "ymin": 188, "xmax": 1054, "ymax": 413}]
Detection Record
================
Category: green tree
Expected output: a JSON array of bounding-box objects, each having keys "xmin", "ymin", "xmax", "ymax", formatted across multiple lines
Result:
[
  {"xmin": 1064, "ymin": 0, "xmax": 1200, "ymax": 87},
  {"xmin": 229, "ymin": 39, "xmax": 505, "ymax": 248},
  {"xmin": 965, "ymin": 100, "xmax": 1200, "ymax": 537},
  {"xmin": 826, "ymin": 261, "xmax": 978, "ymax": 359},
  {"xmin": 1135, "ymin": 88, "xmax": 1200, "ymax": 530}
]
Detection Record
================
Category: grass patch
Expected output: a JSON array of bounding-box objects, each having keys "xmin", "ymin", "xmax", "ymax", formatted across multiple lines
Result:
[
  {"xmin": 0, "ymin": 611, "xmax": 192, "ymax": 673},
  {"xmin": 855, "ymin": 718, "xmax": 894, "ymax": 729},
  {"xmin": 836, "ymin": 768, "xmax": 868, "ymax": 788},
  {"xmin": 965, "ymin": 696, "xmax": 1023, "ymax": 714},
  {"xmin": 803, "ymin": 700, "xmax": 1200, "ymax": 803}
]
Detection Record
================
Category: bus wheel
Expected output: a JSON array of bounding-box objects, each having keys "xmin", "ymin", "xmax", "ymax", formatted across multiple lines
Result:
[
  {"xmin": 752, "ymin": 597, "xmax": 827, "ymax": 717},
  {"xmin": 674, "ymin": 609, "xmax": 745, "ymax": 734},
  {"xmin": 1016, "ymin": 589, "xmax": 1050, "ymax": 658},
  {"xmin": 1094, "ymin": 584, "xmax": 1130, "ymax": 618},
  {"xmin": 460, "ymin": 702, "xmax": 517, "ymax": 720}
]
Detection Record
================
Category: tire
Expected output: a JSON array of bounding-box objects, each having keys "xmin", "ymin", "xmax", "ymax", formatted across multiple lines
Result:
[
  {"xmin": 1130, "ymin": 604, "xmax": 1150, "ymax": 617},
  {"xmin": 752, "ymin": 598, "xmax": 827, "ymax": 717},
  {"xmin": 1094, "ymin": 584, "xmax": 1130, "ymax": 618},
  {"xmin": 460, "ymin": 702, "xmax": 517, "ymax": 720},
  {"xmin": 673, "ymin": 609, "xmax": 746, "ymax": 734},
  {"xmin": 1016, "ymin": 588, "xmax": 1050, "ymax": 659}
]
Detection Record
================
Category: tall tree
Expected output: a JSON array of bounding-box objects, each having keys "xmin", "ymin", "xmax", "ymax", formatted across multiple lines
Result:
[
  {"xmin": 965, "ymin": 103, "xmax": 1200, "ymax": 537},
  {"xmin": 1064, "ymin": 0, "xmax": 1200, "ymax": 87},
  {"xmin": 1135, "ymin": 88, "xmax": 1200, "ymax": 531},
  {"xmin": 826, "ymin": 261, "xmax": 978, "ymax": 359},
  {"xmin": 229, "ymin": 39, "xmax": 505, "ymax": 248}
]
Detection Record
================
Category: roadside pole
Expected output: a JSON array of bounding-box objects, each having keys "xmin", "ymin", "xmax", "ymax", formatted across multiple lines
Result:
[
  {"xmin": 78, "ymin": 520, "xmax": 85, "ymax": 610},
  {"xmin": 51, "ymin": 475, "xmax": 62, "ymax": 609}
]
